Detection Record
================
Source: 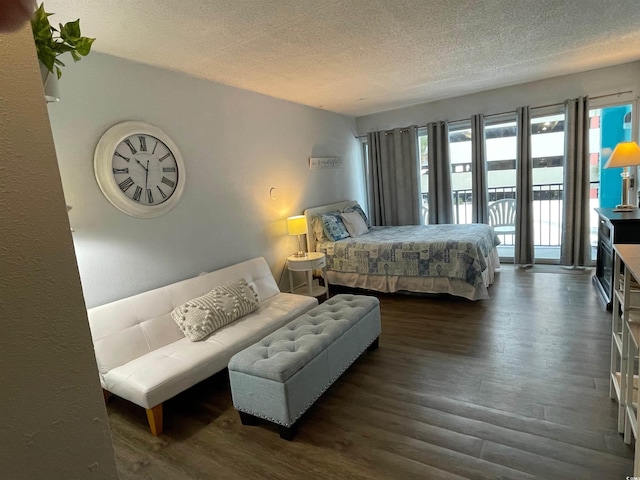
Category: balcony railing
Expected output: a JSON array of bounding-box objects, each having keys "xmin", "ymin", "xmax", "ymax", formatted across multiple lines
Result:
[{"xmin": 421, "ymin": 182, "xmax": 600, "ymax": 247}]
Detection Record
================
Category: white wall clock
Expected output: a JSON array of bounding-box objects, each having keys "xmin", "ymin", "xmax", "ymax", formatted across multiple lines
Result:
[{"xmin": 94, "ymin": 121, "xmax": 186, "ymax": 218}]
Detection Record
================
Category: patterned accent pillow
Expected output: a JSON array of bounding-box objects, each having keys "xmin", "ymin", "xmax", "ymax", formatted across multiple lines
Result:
[
  {"xmin": 320, "ymin": 211, "xmax": 350, "ymax": 241},
  {"xmin": 171, "ymin": 278, "xmax": 259, "ymax": 341},
  {"xmin": 344, "ymin": 203, "xmax": 371, "ymax": 228}
]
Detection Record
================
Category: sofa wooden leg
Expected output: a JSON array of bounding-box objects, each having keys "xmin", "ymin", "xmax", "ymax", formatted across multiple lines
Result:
[
  {"xmin": 367, "ymin": 337, "xmax": 379, "ymax": 351},
  {"xmin": 102, "ymin": 389, "xmax": 111, "ymax": 404},
  {"xmin": 146, "ymin": 404, "xmax": 163, "ymax": 436}
]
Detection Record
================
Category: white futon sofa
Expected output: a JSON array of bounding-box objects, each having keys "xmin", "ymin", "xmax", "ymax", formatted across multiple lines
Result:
[{"xmin": 87, "ymin": 257, "xmax": 318, "ymax": 435}]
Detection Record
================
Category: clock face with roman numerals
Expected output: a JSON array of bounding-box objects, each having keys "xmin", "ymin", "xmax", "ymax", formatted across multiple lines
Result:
[
  {"xmin": 94, "ymin": 122, "xmax": 185, "ymax": 218},
  {"xmin": 111, "ymin": 134, "xmax": 178, "ymax": 206}
]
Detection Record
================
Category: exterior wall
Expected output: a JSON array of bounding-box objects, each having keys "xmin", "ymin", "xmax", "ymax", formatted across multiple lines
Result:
[
  {"xmin": 0, "ymin": 23, "xmax": 119, "ymax": 480},
  {"xmin": 48, "ymin": 53, "xmax": 364, "ymax": 308}
]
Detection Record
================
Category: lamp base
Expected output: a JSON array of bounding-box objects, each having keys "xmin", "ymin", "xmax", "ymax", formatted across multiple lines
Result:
[
  {"xmin": 293, "ymin": 234, "xmax": 307, "ymax": 258},
  {"xmin": 613, "ymin": 204, "xmax": 635, "ymax": 212},
  {"xmin": 616, "ymin": 171, "xmax": 634, "ymax": 212}
]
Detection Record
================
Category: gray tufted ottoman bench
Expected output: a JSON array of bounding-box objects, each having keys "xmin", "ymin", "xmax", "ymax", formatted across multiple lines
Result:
[{"xmin": 228, "ymin": 294, "xmax": 380, "ymax": 440}]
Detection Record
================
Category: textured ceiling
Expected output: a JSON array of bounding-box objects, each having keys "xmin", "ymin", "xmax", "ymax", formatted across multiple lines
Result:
[{"xmin": 46, "ymin": 0, "xmax": 640, "ymax": 117}]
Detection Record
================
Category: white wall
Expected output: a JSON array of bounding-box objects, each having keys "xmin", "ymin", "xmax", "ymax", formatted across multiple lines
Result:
[
  {"xmin": 356, "ymin": 62, "xmax": 640, "ymax": 134},
  {"xmin": 48, "ymin": 53, "xmax": 364, "ymax": 308},
  {"xmin": 0, "ymin": 24, "xmax": 118, "ymax": 480}
]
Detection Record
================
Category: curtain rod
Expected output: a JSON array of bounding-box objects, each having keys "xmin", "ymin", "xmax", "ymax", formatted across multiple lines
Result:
[{"xmin": 356, "ymin": 90, "xmax": 635, "ymax": 138}]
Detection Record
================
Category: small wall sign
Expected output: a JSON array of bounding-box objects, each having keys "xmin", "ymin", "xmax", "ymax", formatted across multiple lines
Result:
[{"xmin": 309, "ymin": 157, "xmax": 343, "ymax": 170}]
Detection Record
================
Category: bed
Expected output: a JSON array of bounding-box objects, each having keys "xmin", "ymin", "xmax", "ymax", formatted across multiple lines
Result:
[{"xmin": 304, "ymin": 200, "xmax": 501, "ymax": 301}]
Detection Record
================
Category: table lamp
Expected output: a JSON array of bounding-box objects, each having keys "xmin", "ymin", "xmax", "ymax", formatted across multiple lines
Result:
[
  {"xmin": 287, "ymin": 215, "xmax": 307, "ymax": 257},
  {"xmin": 604, "ymin": 141, "xmax": 640, "ymax": 211}
]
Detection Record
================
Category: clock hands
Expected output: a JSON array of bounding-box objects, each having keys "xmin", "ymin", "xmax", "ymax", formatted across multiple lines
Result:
[
  {"xmin": 135, "ymin": 158, "xmax": 148, "ymax": 172},
  {"xmin": 122, "ymin": 151, "xmax": 174, "ymax": 205},
  {"xmin": 132, "ymin": 158, "xmax": 151, "ymax": 203}
]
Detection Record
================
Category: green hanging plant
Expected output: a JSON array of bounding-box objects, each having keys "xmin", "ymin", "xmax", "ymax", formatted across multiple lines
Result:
[{"xmin": 31, "ymin": 3, "xmax": 95, "ymax": 80}]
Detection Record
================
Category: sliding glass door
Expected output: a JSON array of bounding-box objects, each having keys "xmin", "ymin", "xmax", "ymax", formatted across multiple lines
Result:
[
  {"xmin": 448, "ymin": 122, "xmax": 473, "ymax": 224},
  {"xmin": 530, "ymin": 111, "xmax": 565, "ymax": 261},
  {"xmin": 418, "ymin": 128, "xmax": 429, "ymax": 224},
  {"xmin": 484, "ymin": 116, "xmax": 517, "ymax": 257}
]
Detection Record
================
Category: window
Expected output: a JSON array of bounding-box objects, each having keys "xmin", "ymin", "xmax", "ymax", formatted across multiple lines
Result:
[
  {"xmin": 485, "ymin": 115, "xmax": 517, "ymax": 255},
  {"xmin": 485, "ymin": 111, "xmax": 567, "ymax": 262},
  {"xmin": 530, "ymin": 112, "xmax": 565, "ymax": 260},
  {"xmin": 418, "ymin": 128, "xmax": 429, "ymax": 224},
  {"xmin": 448, "ymin": 122, "xmax": 472, "ymax": 224},
  {"xmin": 362, "ymin": 139, "xmax": 370, "ymax": 214}
]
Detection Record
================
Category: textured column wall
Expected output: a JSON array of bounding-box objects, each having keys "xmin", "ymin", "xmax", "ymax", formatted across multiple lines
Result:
[{"xmin": 0, "ymin": 23, "xmax": 119, "ymax": 480}]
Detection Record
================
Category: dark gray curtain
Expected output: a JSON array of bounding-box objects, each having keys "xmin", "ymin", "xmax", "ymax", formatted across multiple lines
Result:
[
  {"xmin": 471, "ymin": 114, "xmax": 488, "ymax": 224},
  {"xmin": 366, "ymin": 126, "xmax": 421, "ymax": 226},
  {"xmin": 515, "ymin": 106, "xmax": 535, "ymax": 266},
  {"xmin": 427, "ymin": 121, "xmax": 453, "ymax": 224},
  {"xmin": 561, "ymin": 96, "xmax": 591, "ymax": 266}
]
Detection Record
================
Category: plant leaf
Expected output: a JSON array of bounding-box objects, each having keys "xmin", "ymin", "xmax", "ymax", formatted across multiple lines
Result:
[
  {"xmin": 31, "ymin": 4, "xmax": 53, "ymax": 45},
  {"xmin": 75, "ymin": 37, "xmax": 95, "ymax": 56},
  {"xmin": 60, "ymin": 19, "xmax": 81, "ymax": 43},
  {"xmin": 55, "ymin": 66, "xmax": 62, "ymax": 80},
  {"xmin": 53, "ymin": 41, "xmax": 73, "ymax": 53}
]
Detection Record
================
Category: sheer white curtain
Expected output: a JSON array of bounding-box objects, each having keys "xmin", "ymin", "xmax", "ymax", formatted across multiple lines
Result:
[
  {"xmin": 515, "ymin": 106, "xmax": 535, "ymax": 266},
  {"xmin": 427, "ymin": 121, "xmax": 453, "ymax": 224},
  {"xmin": 471, "ymin": 114, "xmax": 488, "ymax": 224},
  {"xmin": 366, "ymin": 126, "xmax": 421, "ymax": 226},
  {"xmin": 561, "ymin": 96, "xmax": 591, "ymax": 266}
]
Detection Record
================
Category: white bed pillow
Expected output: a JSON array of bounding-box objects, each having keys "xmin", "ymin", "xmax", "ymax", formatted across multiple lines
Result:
[
  {"xmin": 340, "ymin": 211, "xmax": 369, "ymax": 237},
  {"xmin": 343, "ymin": 203, "xmax": 371, "ymax": 228}
]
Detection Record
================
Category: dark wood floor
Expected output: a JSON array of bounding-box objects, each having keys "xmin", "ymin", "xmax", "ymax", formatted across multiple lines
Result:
[{"xmin": 109, "ymin": 265, "xmax": 633, "ymax": 479}]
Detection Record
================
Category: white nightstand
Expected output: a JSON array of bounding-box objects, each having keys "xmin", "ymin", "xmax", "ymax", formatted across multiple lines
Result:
[{"xmin": 287, "ymin": 252, "xmax": 329, "ymax": 298}]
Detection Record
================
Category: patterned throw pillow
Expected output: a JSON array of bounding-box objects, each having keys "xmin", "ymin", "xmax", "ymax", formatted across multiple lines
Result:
[
  {"xmin": 171, "ymin": 278, "xmax": 259, "ymax": 342},
  {"xmin": 320, "ymin": 211, "xmax": 350, "ymax": 241},
  {"xmin": 344, "ymin": 203, "xmax": 371, "ymax": 228}
]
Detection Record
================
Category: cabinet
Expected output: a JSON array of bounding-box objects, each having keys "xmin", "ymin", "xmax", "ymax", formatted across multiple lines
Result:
[
  {"xmin": 593, "ymin": 208, "xmax": 640, "ymax": 310},
  {"xmin": 611, "ymin": 244, "xmax": 640, "ymax": 475}
]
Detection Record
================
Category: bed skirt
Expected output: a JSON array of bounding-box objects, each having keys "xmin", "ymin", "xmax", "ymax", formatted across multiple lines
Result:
[{"xmin": 325, "ymin": 248, "xmax": 500, "ymax": 301}]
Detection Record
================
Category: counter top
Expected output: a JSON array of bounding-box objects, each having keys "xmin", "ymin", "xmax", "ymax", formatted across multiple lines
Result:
[{"xmin": 614, "ymin": 244, "xmax": 640, "ymax": 280}]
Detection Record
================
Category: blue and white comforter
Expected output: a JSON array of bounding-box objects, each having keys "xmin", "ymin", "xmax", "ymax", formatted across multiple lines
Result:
[{"xmin": 317, "ymin": 224, "xmax": 500, "ymax": 289}]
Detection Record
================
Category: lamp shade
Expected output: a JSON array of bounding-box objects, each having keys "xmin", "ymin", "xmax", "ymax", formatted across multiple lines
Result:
[
  {"xmin": 604, "ymin": 141, "xmax": 640, "ymax": 169},
  {"xmin": 287, "ymin": 215, "xmax": 307, "ymax": 236}
]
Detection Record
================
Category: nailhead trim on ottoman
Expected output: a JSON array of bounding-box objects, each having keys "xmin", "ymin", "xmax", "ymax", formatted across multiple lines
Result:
[{"xmin": 228, "ymin": 294, "xmax": 381, "ymax": 439}]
